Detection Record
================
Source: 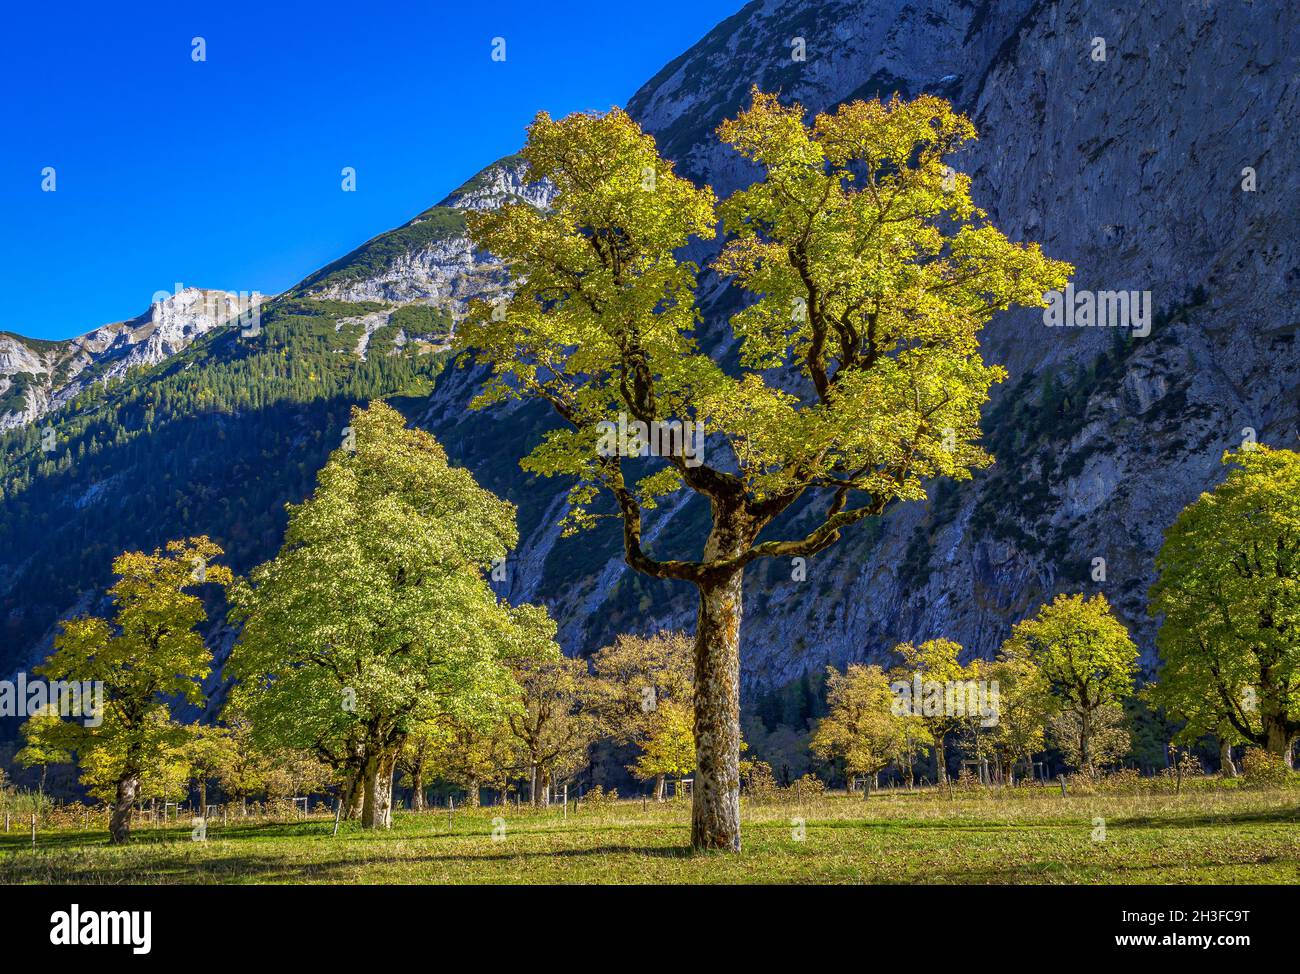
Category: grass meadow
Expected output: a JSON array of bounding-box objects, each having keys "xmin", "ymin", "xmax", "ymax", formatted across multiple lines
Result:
[{"xmin": 2, "ymin": 778, "xmax": 1297, "ymax": 885}]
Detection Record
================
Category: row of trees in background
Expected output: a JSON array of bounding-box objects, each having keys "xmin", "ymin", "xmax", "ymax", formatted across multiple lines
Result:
[
  {"xmin": 812, "ymin": 593, "xmax": 1138, "ymax": 787},
  {"xmin": 17, "ymin": 401, "xmax": 1300, "ymax": 844},
  {"xmin": 407, "ymin": 631, "xmax": 696, "ymax": 808},
  {"xmin": 21, "ymin": 627, "xmax": 695, "ymax": 840},
  {"xmin": 21, "ymin": 404, "xmax": 702, "ymax": 843},
  {"xmin": 811, "ymin": 447, "xmax": 1300, "ymax": 787}
]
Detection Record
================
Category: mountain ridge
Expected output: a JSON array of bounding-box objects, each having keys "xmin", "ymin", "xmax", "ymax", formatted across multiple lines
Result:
[
  {"xmin": 2, "ymin": 0, "xmax": 1297, "ymax": 710},
  {"xmin": 0, "ymin": 288, "xmax": 266, "ymax": 431}
]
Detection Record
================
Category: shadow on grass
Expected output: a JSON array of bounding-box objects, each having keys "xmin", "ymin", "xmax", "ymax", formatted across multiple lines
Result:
[
  {"xmin": 3, "ymin": 802, "xmax": 1295, "ymax": 885},
  {"xmin": 0, "ymin": 819, "xmax": 338, "ymax": 853},
  {"xmin": 1108, "ymin": 806, "xmax": 1300, "ymax": 829},
  {"xmin": 3, "ymin": 840, "xmax": 1289, "ymax": 885},
  {"xmin": 0, "ymin": 840, "xmax": 699, "ymax": 885},
  {"xmin": 795, "ymin": 803, "xmax": 1300, "ymax": 833}
]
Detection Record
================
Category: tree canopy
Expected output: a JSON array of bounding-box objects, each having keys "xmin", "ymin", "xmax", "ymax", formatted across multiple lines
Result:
[
  {"xmin": 1149, "ymin": 446, "xmax": 1300, "ymax": 764},
  {"xmin": 811, "ymin": 663, "xmax": 919, "ymax": 784},
  {"xmin": 228, "ymin": 400, "xmax": 553, "ymax": 826},
  {"xmin": 37, "ymin": 536, "xmax": 230, "ymax": 841},
  {"xmin": 1002, "ymin": 593, "xmax": 1137, "ymax": 772},
  {"xmin": 460, "ymin": 89, "xmax": 1072, "ymax": 580}
]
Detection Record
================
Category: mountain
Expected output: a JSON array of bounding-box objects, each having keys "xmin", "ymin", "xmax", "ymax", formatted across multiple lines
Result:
[
  {"xmin": 0, "ymin": 288, "xmax": 263, "ymax": 431},
  {"xmin": 2, "ymin": 0, "xmax": 1297, "ymax": 721}
]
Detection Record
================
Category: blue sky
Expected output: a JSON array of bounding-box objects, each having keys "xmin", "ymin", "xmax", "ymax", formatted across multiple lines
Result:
[{"xmin": 1, "ymin": 1, "xmax": 743, "ymax": 340}]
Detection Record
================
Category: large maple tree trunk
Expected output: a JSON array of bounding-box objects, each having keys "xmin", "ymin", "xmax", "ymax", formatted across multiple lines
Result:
[
  {"xmin": 1219, "ymin": 739, "xmax": 1238, "ymax": 778},
  {"xmin": 361, "ymin": 749, "xmax": 397, "ymax": 829},
  {"xmin": 691, "ymin": 563, "xmax": 744, "ymax": 852},
  {"xmin": 1079, "ymin": 706, "xmax": 1094, "ymax": 774},
  {"xmin": 1264, "ymin": 717, "xmax": 1294, "ymax": 769},
  {"xmin": 341, "ymin": 768, "xmax": 364, "ymax": 819},
  {"xmin": 110, "ymin": 771, "xmax": 140, "ymax": 844}
]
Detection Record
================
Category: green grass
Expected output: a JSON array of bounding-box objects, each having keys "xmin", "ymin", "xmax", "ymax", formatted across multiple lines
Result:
[
  {"xmin": 290, "ymin": 207, "xmax": 467, "ymax": 295},
  {"xmin": 3, "ymin": 784, "xmax": 1297, "ymax": 884}
]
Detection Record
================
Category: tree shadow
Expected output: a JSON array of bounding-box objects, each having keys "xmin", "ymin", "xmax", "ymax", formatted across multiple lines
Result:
[{"xmin": 0, "ymin": 840, "xmax": 701, "ymax": 885}]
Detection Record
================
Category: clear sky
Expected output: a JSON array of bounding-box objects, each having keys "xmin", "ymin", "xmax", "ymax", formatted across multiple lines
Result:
[{"xmin": 1, "ymin": 1, "xmax": 744, "ymax": 340}]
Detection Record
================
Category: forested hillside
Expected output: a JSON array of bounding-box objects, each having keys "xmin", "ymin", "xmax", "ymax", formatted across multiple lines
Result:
[{"xmin": 0, "ymin": 298, "xmax": 447, "ymax": 670}]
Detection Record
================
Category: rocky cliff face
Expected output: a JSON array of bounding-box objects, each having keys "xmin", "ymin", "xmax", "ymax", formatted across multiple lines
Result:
[
  {"xmin": 405, "ymin": 0, "xmax": 1300, "ymax": 688},
  {"xmin": 0, "ymin": 287, "xmax": 262, "ymax": 431},
  {"xmin": 294, "ymin": 158, "xmax": 545, "ymax": 309},
  {"xmin": 6, "ymin": 0, "xmax": 1297, "ymax": 696}
]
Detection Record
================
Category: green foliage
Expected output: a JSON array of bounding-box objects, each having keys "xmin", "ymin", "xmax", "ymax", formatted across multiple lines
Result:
[
  {"xmin": 980, "ymin": 653, "xmax": 1052, "ymax": 778},
  {"xmin": 810, "ymin": 663, "xmax": 919, "ymax": 780},
  {"xmin": 210, "ymin": 715, "xmax": 280, "ymax": 803},
  {"xmin": 228, "ymin": 401, "xmax": 538, "ymax": 772},
  {"xmin": 35, "ymin": 538, "xmax": 230, "ymax": 833},
  {"xmin": 888, "ymin": 637, "xmax": 977, "ymax": 781},
  {"xmin": 1002, "ymin": 593, "xmax": 1137, "ymax": 771},
  {"xmin": 386, "ymin": 303, "xmax": 453, "ymax": 337},
  {"xmin": 0, "ymin": 371, "xmax": 38, "ymax": 415},
  {"xmin": 421, "ymin": 714, "xmax": 521, "ymax": 799},
  {"xmin": 629, "ymin": 701, "xmax": 695, "ymax": 781},
  {"xmin": 459, "ymin": 90, "xmax": 1069, "ymax": 548},
  {"xmin": 590, "ymin": 631, "xmax": 693, "ymax": 772},
  {"xmin": 77, "ymin": 709, "xmax": 193, "ymax": 804},
  {"xmin": 504, "ymin": 649, "xmax": 602, "ymax": 800},
  {"xmin": 14, "ymin": 707, "xmax": 72, "ymax": 774},
  {"xmin": 1241, "ymin": 748, "xmax": 1294, "ymax": 787},
  {"xmin": 1149, "ymin": 446, "xmax": 1300, "ymax": 761}
]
